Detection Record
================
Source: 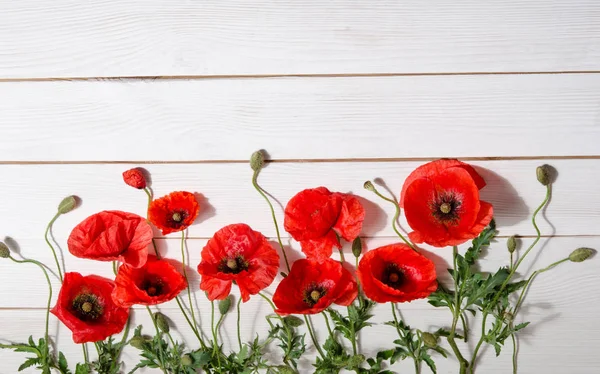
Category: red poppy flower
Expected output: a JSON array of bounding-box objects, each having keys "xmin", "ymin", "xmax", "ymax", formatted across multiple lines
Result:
[
  {"xmin": 198, "ymin": 223, "xmax": 279, "ymax": 302},
  {"xmin": 122, "ymin": 168, "xmax": 147, "ymax": 189},
  {"xmin": 148, "ymin": 191, "xmax": 200, "ymax": 235},
  {"xmin": 51, "ymin": 272, "xmax": 129, "ymax": 343},
  {"xmin": 284, "ymin": 187, "xmax": 365, "ymax": 262},
  {"xmin": 273, "ymin": 258, "xmax": 358, "ymax": 315},
  {"xmin": 111, "ymin": 255, "xmax": 187, "ymax": 308},
  {"xmin": 358, "ymin": 244, "xmax": 437, "ymax": 303},
  {"xmin": 400, "ymin": 159, "xmax": 493, "ymax": 247},
  {"xmin": 68, "ymin": 211, "xmax": 153, "ymax": 268}
]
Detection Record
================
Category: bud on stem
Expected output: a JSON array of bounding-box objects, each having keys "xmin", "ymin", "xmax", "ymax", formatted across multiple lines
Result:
[
  {"xmin": 422, "ymin": 332, "xmax": 438, "ymax": 348},
  {"xmin": 536, "ymin": 165, "xmax": 552, "ymax": 186},
  {"xmin": 352, "ymin": 237, "xmax": 362, "ymax": 258},
  {"xmin": 250, "ymin": 150, "xmax": 265, "ymax": 172},
  {"xmin": 569, "ymin": 247, "xmax": 596, "ymax": 263},
  {"xmin": 57, "ymin": 196, "xmax": 77, "ymax": 215},
  {"xmin": 129, "ymin": 336, "xmax": 146, "ymax": 350},
  {"xmin": 154, "ymin": 312, "xmax": 170, "ymax": 333},
  {"xmin": 507, "ymin": 236, "xmax": 517, "ymax": 254},
  {"xmin": 219, "ymin": 296, "xmax": 232, "ymax": 315},
  {"xmin": 0, "ymin": 242, "xmax": 10, "ymax": 258}
]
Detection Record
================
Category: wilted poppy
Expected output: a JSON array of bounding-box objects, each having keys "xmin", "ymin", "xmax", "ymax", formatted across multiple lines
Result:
[
  {"xmin": 273, "ymin": 258, "xmax": 358, "ymax": 315},
  {"xmin": 358, "ymin": 243, "xmax": 437, "ymax": 303},
  {"xmin": 198, "ymin": 223, "xmax": 279, "ymax": 302},
  {"xmin": 148, "ymin": 191, "xmax": 200, "ymax": 235},
  {"xmin": 284, "ymin": 187, "xmax": 365, "ymax": 262},
  {"xmin": 51, "ymin": 272, "xmax": 129, "ymax": 343},
  {"xmin": 68, "ymin": 211, "xmax": 153, "ymax": 268},
  {"xmin": 401, "ymin": 159, "xmax": 493, "ymax": 247},
  {"xmin": 111, "ymin": 256, "xmax": 187, "ymax": 308}
]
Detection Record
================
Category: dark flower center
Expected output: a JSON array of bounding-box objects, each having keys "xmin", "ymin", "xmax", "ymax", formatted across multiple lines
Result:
[
  {"xmin": 430, "ymin": 192, "xmax": 462, "ymax": 226},
  {"xmin": 72, "ymin": 293, "xmax": 103, "ymax": 322},
  {"xmin": 303, "ymin": 283, "xmax": 327, "ymax": 306},
  {"xmin": 218, "ymin": 256, "xmax": 249, "ymax": 275},
  {"xmin": 140, "ymin": 277, "xmax": 165, "ymax": 297},
  {"xmin": 382, "ymin": 264, "xmax": 405, "ymax": 289},
  {"xmin": 167, "ymin": 209, "xmax": 188, "ymax": 229}
]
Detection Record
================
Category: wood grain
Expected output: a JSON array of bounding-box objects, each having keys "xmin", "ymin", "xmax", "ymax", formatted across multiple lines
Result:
[
  {"xmin": 0, "ymin": 160, "xmax": 598, "ymax": 242},
  {"xmin": 0, "ymin": 74, "xmax": 599, "ymax": 161},
  {"xmin": 0, "ymin": 1, "xmax": 599, "ymax": 79}
]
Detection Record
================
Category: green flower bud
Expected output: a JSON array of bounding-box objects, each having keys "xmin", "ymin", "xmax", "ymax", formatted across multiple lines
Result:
[
  {"xmin": 536, "ymin": 165, "xmax": 552, "ymax": 186},
  {"xmin": 347, "ymin": 354, "xmax": 366, "ymax": 369},
  {"xmin": 0, "ymin": 242, "xmax": 10, "ymax": 258},
  {"xmin": 363, "ymin": 181, "xmax": 375, "ymax": 192},
  {"xmin": 283, "ymin": 315, "xmax": 304, "ymax": 328},
  {"xmin": 250, "ymin": 151, "xmax": 265, "ymax": 172},
  {"xmin": 569, "ymin": 247, "xmax": 596, "ymax": 263},
  {"xmin": 422, "ymin": 332, "xmax": 438, "ymax": 348},
  {"xmin": 352, "ymin": 237, "xmax": 362, "ymax": 258},
  {"xmin": 507, "ymin": 235, "xmax": 517, "ymax": 254},
  {"xmin": 181, "ymin": 354, "xmax": 193, "ymax": 366},
  {"xmin": 154, "ymin": 312, "xmax": 170, "ymax": 333},
  {"xmin": 219, "ymin": 296, "xmax": 232, "ymax": 315},
  {"xmin": 129, "ymin": 336, "xmax": 146, "ymax": 350},
  {"xmin": 58, "ymin": 196, "xmax": 77, "ymax": 214}
]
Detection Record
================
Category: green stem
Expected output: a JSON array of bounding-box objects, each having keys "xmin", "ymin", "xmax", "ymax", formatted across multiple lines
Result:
[
  {"xmin": 459, "ymin": 312, "xmax": 469, "ymax": 343},
  {"xmin": 237, "ymin": 297, "xmax": 243, "ymax": 351},
  {"xmin": 369, "ymin": 187, "xmax": 416, "ymax": 250},
  {"xmin": 180, "ymin": 231, "xmax": 198, "ymax": 331},
  {"xmin": 514, "ymin": 258, "xmax": 569, "ymax": 315},
  {"xmin": 414, "ymin": 357, "xmax": 420, "ymax": 374},
  {"xmin": 44, "ymin": 212, "xmax": 63, "ymax": 282},
  {"xmin": 252, "ymin": 171, "xmax": 290, "ymax": 272},
  {"xmin": 470, "ymin": 185, "xmax": 551, "ymax": 373},
  {"xmin": 211, "ymin": 301, "xmax": 222, "ymax": 370},
  {"xmin": 143, "ymin": 187, "xmax": 161, "ymax": 259},
  {"xmin": 112, "ymin": 261, "xmax": 118, "ymax": 276},
  {"xmin": 323, "ymin": 312, "xmax": 334, "ymax": 338},
  {"xmin": 259, "ymin": 292, "xmax": 294, "ymax": 363},
  {"xmin": 82, "ymin": 343, "xmax": 89, "ymax": 364},
  {"xmin": 175, "ymin": 297, "xmax": 206, "ymax": 349},
  {"xmin": 114, "ymin": 318, "xmax": 131, "ymax": 371},
  {"xmin": 511, "ymin": 324, "xmax": 518, "ymax": 374},
  {"xmin": 347, "ymin": 308, "xmax": 358, "ymax": 355},
  {"xmin": 146, "ymin": 307, "xmax": 168, "ymax": 374},
  {"xmin": 304, "ymin": 315, "xmax": 325, "ymax": 359},
  {"xmin": 448, "ymin": 247, "xmax": 468, "ymax": 374},
  {"xmin": 9, "ymin": 257, "xmax": 52, "ymax": 351},
  {"xmin": 338, "ymin": 248, "xmax": 346, "ymax": 263}
]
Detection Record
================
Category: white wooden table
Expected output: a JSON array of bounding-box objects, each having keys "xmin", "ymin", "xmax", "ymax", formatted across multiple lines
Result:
[{"xmin": 1, "ymin": 1, "xmax": 599, "ymax": 373}]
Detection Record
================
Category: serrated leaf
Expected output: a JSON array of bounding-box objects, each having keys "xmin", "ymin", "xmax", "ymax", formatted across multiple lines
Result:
[
  {"xmin": 422, "ymin": 352, "xmax": 437, "ymax": 374},
  {"xmin": 18, "ymin": 358, "xmax": 40, "ymax": 371}
]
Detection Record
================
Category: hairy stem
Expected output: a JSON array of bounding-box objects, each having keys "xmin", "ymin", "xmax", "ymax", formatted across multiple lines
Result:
[
  {"xmin": 237, "ymin": 297, "xmax": 243, "ymax": 351},
  {"xmin": 369, "ymin": 187, "xmax": 416, "ymax": 250},
  {"xmin": 180, "ymin": 231, "xmax": 198, "ymax": 331},
  {"xmin": 448, "ymin": 247, "xmax": 468, "ymax": 374}
]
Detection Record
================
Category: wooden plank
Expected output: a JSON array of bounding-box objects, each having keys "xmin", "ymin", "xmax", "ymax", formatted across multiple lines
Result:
[
  {"xmin": 0, "ymin": 160, "xmax": 598, "ymax": 242},
  {"xmin": 0, "ymin": 1, "xmax": 599, "ymax": 78},
  {"xmin": 0, "ymin": 74, "xmax": 599, "ymax": 161},
  {"xmin": 1, "ymin": 236, "xmax": 597, "ymax": 308},
  {"xmin": 2, "ymin": 237, "xmax": 599, "ymax": 372}
]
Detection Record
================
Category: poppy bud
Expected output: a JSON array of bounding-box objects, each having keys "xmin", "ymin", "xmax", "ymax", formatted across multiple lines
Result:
[
  {"xmin": 347, "ymin": 354, "xmax": 365, "ymax": 368},
  {"xmin": 363, "ymin": 181, "xmax": 375, "ymax": 192},
  {"xmin": 422, "ymin": 332, "xmax": 438, "ymax": 348},
  {"xmin": 283, "ymin": 315, "xmax": 304, "ymax": 328},
  {"xmin": 352, "ymin": 237, "xmax": 362, "ymax": 258},
  {"xmin": 181, "ymin": 354, "xmax": 193, "ymax": 366},
  {"xmin": 57, "ymin": 196, "xmax": 77, "ymax": 215},
  {"xmin": 507, "ymin": 236, "xmax": 517, "ymax": 254},
  {"xmin": 569, "ymin": 247, "xmax": 596, "ymax": 263},
  {"xmin": 122, "ymin": 168, "xmax": 147, "ymax": 189},
  {"xmin": 250, "ymin": 150, "xmax": 265, "ymax": 172},
  {"xmin": 536, "ymin": 165, "xmax": 552, "ymax": 186},
  {"xmin": 0, "ymin": 242, "xmax": 9, "ymax": 258},
  {"xmin": 154, "ymin": 312, "xmax": 170, "ymax": 333},
  {"xmin": 219, "ymin": 296, "xmax": 232, "ymax": 315},
  {"xmin": 129, "ymin": 336, "xmax": 146, "ymax": 350}
]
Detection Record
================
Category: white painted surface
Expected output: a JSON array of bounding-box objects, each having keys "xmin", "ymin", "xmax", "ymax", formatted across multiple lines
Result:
[
  {"xmin": 1, "ymin": 1, "xmax": 599, "ymax": 373},
  {"xmin": 0, "ymin": 1, "xmax": 599, "ymax": 78}
]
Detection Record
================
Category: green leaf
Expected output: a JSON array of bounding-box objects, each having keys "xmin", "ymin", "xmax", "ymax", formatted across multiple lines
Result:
[
  {"xmin": 18, "ymin": 358, "xmax": 40, "ymax": 371},
  {"xmin": 422, "ymin": 352, "xmax": 437, "ymax": 374},
  {"xmin": 283, "ymin": 315, "xmax": 304, "ymax": 328},
  {"xmin": 465, "ymin": 219, "xmax": 497, "ymax": 265}
]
